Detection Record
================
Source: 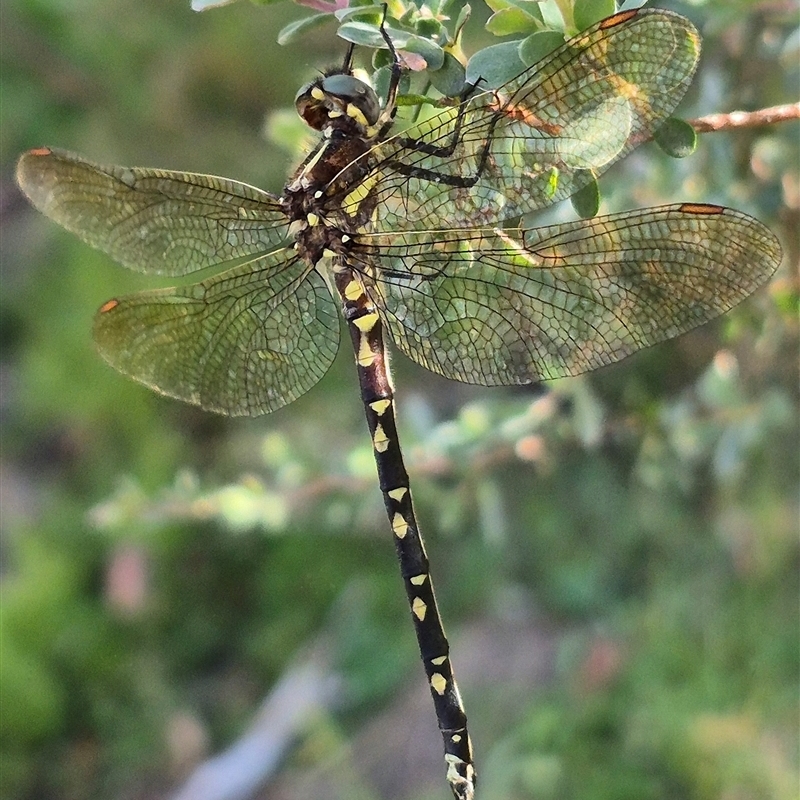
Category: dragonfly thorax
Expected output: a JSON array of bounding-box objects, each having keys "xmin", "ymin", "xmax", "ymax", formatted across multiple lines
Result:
[
  {"xmin": 285, "ymin": 73, "xmax": 380, "ymax": 216},
  {"xmin": 295, "ymin": 72, "xmax": 381, "ymax": 136}
]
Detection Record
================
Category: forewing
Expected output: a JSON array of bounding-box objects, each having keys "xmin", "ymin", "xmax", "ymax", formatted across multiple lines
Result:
[
  {"xmin": 94, "ymin": 249, "xmax": 339, "ymax": 415},
  {"xmin": 345, "ymin": 9, "xmax": 699, "ymax": 232},
  {"xmin": 363, "ymin": 205, "xmax": 781, "ymax": 385},
  {"xmin": 16, "ymin": 147, "xmax": 289, "ymax": 276}
]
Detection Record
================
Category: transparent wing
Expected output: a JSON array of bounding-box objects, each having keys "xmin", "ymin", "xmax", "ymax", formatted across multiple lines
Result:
[
  {"xmin": 16, "ymin": 147, "xmax": 290, "ymax": 276},
  {"xmin": 342, "ymin": 9, "xmax": 699, "ymax": 232},
  {"xmin": 361, "ymin": 205, "xmax": 781, "ymax": 384},
  {"xmin": 94, "ymin": 249, "xmax": 339, "ymax": 415}
]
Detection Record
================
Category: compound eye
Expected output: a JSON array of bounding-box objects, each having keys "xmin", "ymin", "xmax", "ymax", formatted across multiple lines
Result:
[{"xmin": 320, "ymin": 74, "xmax": 381, "ymax": 126}]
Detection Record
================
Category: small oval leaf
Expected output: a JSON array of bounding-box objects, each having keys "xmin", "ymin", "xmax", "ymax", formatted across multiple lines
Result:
[
  {"xmin": 654, "ymin": 117, "xmax": 698, "ymax": 159},
  {"xmin": 573, "ymin": 0, "xmax": 616, "ymax": 32},
  {"xmin": 465, "ymin": 41, "xmax": 526, "ymax": 89},
  {"xmin": 429, "ymin": 52, "xmax": 467, "ymax": 97},
  {"xmin": 571, "ymin": 171, "xmax": 600, "ymax": 219},
  {"xmin": 453, "ymin": 3, "xmax": 472, "ymax": 38},
  {"xmin": 518, "ymin": 30, "xmax": 565, "ymax": 66},
  {"xmin": 515, "ymin": 0, "xmax": 544, "ymax": 23},
  {"xmin": 404, "ymin": 35, "xmax": 445, "ymax": 71},
  {"xmin": 334, "ymin": 4, "xmax": 385, "ymax": 22},
  {"xmin": 373, "ymin": 65, "xmax": 411, "ymax": 101},
  {"xmin": 415, "ymin": 17, "xmax": 445, "ymax": 39},
  {"xmin": 277, "ymin": 13, "xmax": 331, "ymax": 46},
  {"xmin": 339, "ymin": 21, "xmax": 409, "ymax": 49},
  {"xmin": 486, "ymin": 7, "xmax": 540, "ymax": 37},
  {"xmin": 539, "ymin": 0, "xmax": 566, "ymax": 31}
]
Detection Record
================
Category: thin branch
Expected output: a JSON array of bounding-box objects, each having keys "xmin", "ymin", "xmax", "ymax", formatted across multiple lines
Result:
[{"xmin": 687, "ymin": 103, "xmax": 800, "ymax": 133}]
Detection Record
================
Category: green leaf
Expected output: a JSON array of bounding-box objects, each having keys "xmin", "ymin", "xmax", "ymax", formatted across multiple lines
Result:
[
  {"xmin": 371, "ymin": 64, "xmax": 392, "ymax": 100},
  {"xmin": 539, "ymin": 0, "xmax": 567, "ymax": 31},
  {"xmin": 484, "ymin": 0, "xmax": 514, "ymax": 11},
  {"xmin": 518, "ymin": 30, "xmax": 565, "ymax": 66},
  {"xmin": 486, "ymin": 7, "xmax": 541, "ymax": 36},
  {"xmin": 570, "ymin": 172, "xmax": 600, "ymax": 218},
  {"xmin": 453, "ymin": 3, "xmax": 472, "ymax": 39},
  {"xmin": 373, "ymin": 65, "xmax": 411, "ymax": 102},
  {"xmin": 465, "ymin": 41, "xmax": 526, "ymax": 88},
  {"xmin": 415, "ymin": 16, "xmax": 445, "ymax": 39},
  {"xmin": 654, "ymin": 117, "xmax": 698, "ymax": 159},
  {"xmin": 485, "ymin": 0, "xmax": 544, "ymax": 15},
  {"xmin": 515, "ymin": 0, "xmax": 545, "ymax": 21},
  {"xmin": 395, "ymin": 92, "xmax": 438, "ymax": 107},
  {"xmin": 404, "ymin": 35, "xmax": 445, "ymax": 71},
  {"xmin": 573, "ymin": 0, "xmax": 616, "ymax": 32},
  {"xmin": 429, "ymin": 52, "xmax": 467, "ymax": 97},
  {"xmin": 277, "ymin": 13, "xmax": 331, "ymax": 46},
  {"xmin": 334, "ymin": 4, "xmax": 385, "ymax": 23},
  {"xmin": 338, "ymin": 21, "xmax": 405, "ymax": 48},
  {"xmin": 372, "ymin": 45, "xmax": 393, "ymax": 70}
]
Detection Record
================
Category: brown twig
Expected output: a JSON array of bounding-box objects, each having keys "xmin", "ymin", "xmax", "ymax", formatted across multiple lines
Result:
[{"xmin": 687, "ymin": 103, "xmax": 800, "ymax": 133}]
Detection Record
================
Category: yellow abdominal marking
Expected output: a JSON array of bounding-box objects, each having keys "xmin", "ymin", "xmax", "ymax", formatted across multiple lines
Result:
[
  {"xmin": 357, "ymin": 337, "xmax": 375, "ymax": 367},
  {"xmin": 410, "ymin": 574, "xmax": 427, "ymax": 586},
  {"xmin": 445, "ymin": 756, "xmax": 474, "ymax": 792},
  {"xmin": 353, "ymin": 312, "xmax": 379, "ymax": 367},
  {"xmin": 373, "ymin": 423, "xmax": 390, "ymax": 453},
  {"xmin": 370, "ymin": 399, "xmax": 391, "ymax": 416},
  {"xmin": 353, "ymin": 313, "xmax": 378, "ymax": 333},
  {"xmin": 430, "ymin": 673, "xmax": 447, "ymax": 695},
  {"xmin": 412, "ymin": 597, "xmax": 427, "ymax": 620},
  {"xmin": 387, "ymin": 486, "xmax": 406, "ymax": 501},
  {"xmin": 392, "ymin": 513, "xmax": 409, "ymax": 538}
]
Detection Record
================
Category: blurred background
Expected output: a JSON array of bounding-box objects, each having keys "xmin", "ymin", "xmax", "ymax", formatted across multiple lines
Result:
[{"xmin": 1, "ymin": 1, "xmax": 798, "ymax": 799}]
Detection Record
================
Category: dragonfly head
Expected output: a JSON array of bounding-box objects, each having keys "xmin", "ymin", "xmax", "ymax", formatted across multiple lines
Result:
[{"xmin": 295, "ymin": 73, "xmax": 381, "ymax": 135}]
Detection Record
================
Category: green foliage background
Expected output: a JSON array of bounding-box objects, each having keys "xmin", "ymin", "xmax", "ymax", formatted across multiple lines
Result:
[{"xmin": 1, "ymin": 1, "xmax": 797, "ymax": 799}]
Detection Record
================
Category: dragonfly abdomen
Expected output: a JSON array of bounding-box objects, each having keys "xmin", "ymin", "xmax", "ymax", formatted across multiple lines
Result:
[{"xmin": 333, "ymin": 261, "xmax": 476, "ymax": 799}]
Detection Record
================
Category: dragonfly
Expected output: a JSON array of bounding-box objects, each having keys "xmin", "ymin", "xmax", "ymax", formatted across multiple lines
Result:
[{"xmin": 16, "ymin": 7, "xmax": 782, "ymax": 799}]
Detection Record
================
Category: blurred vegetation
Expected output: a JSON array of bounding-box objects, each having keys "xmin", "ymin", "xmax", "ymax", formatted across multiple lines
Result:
[{"xmin": 1, "ymin": 1, "xmax": 798, "ymax": 799}]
